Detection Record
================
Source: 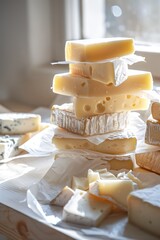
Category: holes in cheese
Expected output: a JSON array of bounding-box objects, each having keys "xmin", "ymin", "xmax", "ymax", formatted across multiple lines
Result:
[
  {"xmin": 52, "ymin": 70, "xmax": 153, "ymax": 98},
  {"xmin": 65, "ymin": 37, "xmax": 135, "ymax": 62},
  {"xmin": 73, "ymin": 95, "xmax": 149, "ymax": 118}
]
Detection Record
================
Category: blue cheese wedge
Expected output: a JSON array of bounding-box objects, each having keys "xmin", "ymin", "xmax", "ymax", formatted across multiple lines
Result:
[
  {"xmin": 51, "ymin": 103, "xmax": 129, "ymax": 136},
  {"xmin": 128, "ymin": 184, "xmax": 160, "ymax": 237},
  {"xmin": 0, "ymin": 113, "xmax": 41, "ymax": 135},
  {"xmin": 0, "ymin": 134, "xmax": 29, "ymax": 160},
  {"xmin": 62, "ymin": 189, "xmax": 112, "ymax": 226}
]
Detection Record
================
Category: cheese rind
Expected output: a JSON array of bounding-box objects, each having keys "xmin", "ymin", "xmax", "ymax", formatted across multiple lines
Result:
[
  {"xmin": 0, "ymin": 113, "xmax": 41, "ymax": 134},
  {"xmin": 0, "ymin": 134, "xmax": 29, "ymax": 160},
  {"xmin": 62, "ymin": 189, "xmax": 112, "ymax": 226},
  {"xmin": 145, "ymin": 118, "xmax": 160, "ymax": 146},
  {"xmin": 52, "ymin": 130, "xmax": 137, "ymax": 155},
  {"xmin": 127, "ymin": 185, "xmax": 160, "ymax": 237},
  {"xmin": 73, "ymin": 95, "xmax": 149, "ymax": 118},
  {"xmin": 52, "ymin": 70, "xmax": 153, "ymax": 97},
  {"xmin": 136, "ymin": 151, "xmax": 160, "ymax": 174},
  {"xmin": 65, "ymin": 38, "xmax": 135, "ymax": 62},
  {"xmin": 151, "ymin": 102, "xmax": 160, "ymax": 121},
  {"xmin": 51, "ymin": 103, "xmax": 129, "ymax": 136}
]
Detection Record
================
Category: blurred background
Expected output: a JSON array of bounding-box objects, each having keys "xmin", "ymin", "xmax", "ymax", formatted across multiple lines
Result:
[{"xmin": 1, "ymin": 0, "xmax": 160, "ymax": 111}]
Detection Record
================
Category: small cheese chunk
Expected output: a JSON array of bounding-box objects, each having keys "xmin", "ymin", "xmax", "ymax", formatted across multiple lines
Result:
[
  {"xmin": 52, "ymin": 70, "xmax": 153, "ymax": 97},
  {"xmin": 98, "ymin": 179, "xmax": 134, "ymax": 209},
  {"xmin": 0, "ymin": 113, "xmax": 41, "ymax": 134},
  {"xmin": 51, "ymin": 103, "xmax": 129, "ymax": 136},
  {"xmin": 128, "ymin": 185, "xmax": 160, "ymax": 237},
  {"xmin": 71, "ymin": 176, "xmax": 89, "ymax": 191},
  {"xmin": 73, "ymin": 95, "xmax": 149, "ymax": 118},
  {"xmin": 87, "ymin": 169, "xmax": 101, "ymax": 184},
  {"xmin": 65, "ymin": 38, "xmax": 135, "ymax": 62},
  {"xmin": 50, "ymin": 186, "xmax": 74, "ymax": 207},
  {"xmin": 69, "ymin": 59, "xmax": 127, "ymax": 85},
  {"xmin": 136, "ymin": 151, "xmax": 160, "ymax": 175},
  {"xmin": 151, "ymin": 102, "xmax": 160, "ymax": 121},
  {"xmin": 52, "ymin": 130, "xmax": 137, "ymax": 155},
  {"xmin": 0, "ymin": 134, "xmax": 30, "ymax": 160},
  {"xmin": 145, "ymin": 118, "xmax": 160, "ymax": 146},
  {"xmin": 62, "ymin": 189, "xmax": 112, "ymax": 226}
]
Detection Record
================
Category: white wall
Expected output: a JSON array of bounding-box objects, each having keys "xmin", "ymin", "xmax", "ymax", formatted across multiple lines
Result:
[{"xmin": 0, "ymin": 0, "xmax": 70, "ymax": 107}]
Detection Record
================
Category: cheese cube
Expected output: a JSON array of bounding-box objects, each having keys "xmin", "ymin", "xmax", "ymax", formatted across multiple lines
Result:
[
  {"xmin": 98, "ymin": 179, "xmax": 134, "ymax": 209},
  {"xmin": 0, "ymin": 113, "xmax": 41, "ymax": 134},
  {"xmin": 151, "ymin": 102, "xmax": 160, "ymax": 121},
  {"xmin": 52, "ymin": 70, "xmax": 153, "ymax": 97},
  {"xmin": 52, "ymin": 130, "xmax": 137, "ymax": 155},
  {"xmin": 50, "ymin": 186, "xmax": 74, "ymax": 207},
  {"xmin": 128, "ymin": 185, "xmax": 160, "ymax": 237},
  {"xmin": 71, "ymin": 176, "xmax": 88, "ymax": 191},
  {"xmin": 62, "ymin": 189, "xmax": 112, "ymax": 226},
  {"xmin": 73, "ymin": 95, "xmax": 149, "ymax": 118},
  {"xmin": 0, "ymin": 134, "xmax": 30, "ymax": 160},
  {"xmin": 145, "ymin": 118, "xmax": 160, "ymax": 146},
  {"xmin": 51, "ymin": 103, "xmax": 129, "ymax": 136},
  {"xmin": 136, "ymin": 151, "xmax": 160, "ymax": 175},
  {"xmin": 65, "ymin": 38, "xmax": 135, "ymax": 62}
]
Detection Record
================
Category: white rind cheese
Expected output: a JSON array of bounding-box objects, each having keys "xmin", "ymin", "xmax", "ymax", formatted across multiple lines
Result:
[
  {"xmin": 0, "ymin": 134, "xmax": 29, "ymax": 160},
  {"xmin": 145, "ymin": 119, "xmax": 160, "ymax": 146},
  {"xmin": 51, "ymin": 103, "xmax": 129, "ymax": 136},
  {"xmin": 136, "ymin": 151, "xmax": 160, "ymax": 175},
  {"xmin": 128, "ymin": 184, "xmax": 160, "ymax": 237},
  {"xmin": 62, "ymin": 189, "xmax": 112, "ymax": 226},
  {"xmin": 0, "ymin": 113, "xmax": 41, "ymax": 134}
]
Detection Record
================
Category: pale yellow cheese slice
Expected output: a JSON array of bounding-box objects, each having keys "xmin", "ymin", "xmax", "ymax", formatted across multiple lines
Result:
[
  {"xmin": 51, "ymin": 103, "xmax": 129, "ymax": 136},
  {"xmin": 65, "ymin": 38, "xmax": 135, "ymax": 62},
  {"xmin": 136, "ymin": 151, "xmax": 160, "ymax": 175},
  {"xmin": 151, "ymin": 102, "xmax": 160, "ymax": 121},
  {"xmin": 69, "ymin": 62, "xmax": 115, "ymax": 84},
  {"xmin": 52, "ymin": 131, "xmax": 137, "ymax": 155},
  {"xmin": 73, "ymin": 95, "xmax": 149, "ymax": 118},
  {"xmin": 53, "ymin": 70, "xmax": 153, "ymax": 97},
  {"xmin": 127, "ymin": 185, "xmax": 160, "ymax": 237}
]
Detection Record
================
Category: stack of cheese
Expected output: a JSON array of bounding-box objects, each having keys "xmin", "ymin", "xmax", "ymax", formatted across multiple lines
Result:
[
  {"xmin": 136, "ymin": 102, "xmax": 160, "ymax": 174},
  {"xmin": 51, "ymin": 38, "xmax": 153, "ymax": 170},
  {"xmin": 0, "ymin": 113, "xmax": 41, "ymax": 160}
]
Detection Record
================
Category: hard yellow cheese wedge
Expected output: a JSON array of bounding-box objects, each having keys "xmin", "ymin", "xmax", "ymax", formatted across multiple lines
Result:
[
  {"xmin": 53, "ymin": 70, "xmax": 153, "ymax": 97},
  {"xmin": 65, "ymin": 37, "xmax": 135, "ymax": 62}
]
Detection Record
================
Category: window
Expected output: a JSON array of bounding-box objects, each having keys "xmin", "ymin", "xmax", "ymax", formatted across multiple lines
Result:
[{"xmin": 81, "ymin": 0, "xmax": 160, "ymax": 78}]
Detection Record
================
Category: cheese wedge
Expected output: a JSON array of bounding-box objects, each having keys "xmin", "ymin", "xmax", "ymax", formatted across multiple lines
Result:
[
  {"xmin": 0, "ymin": 113, "xmax": 41, "ymax": 134},
  {"xmin": 62, "ymin": 189, "xmax": 112, "ymax": 226},
  {"xmin": 52, "ymin": 130, "xmax": 137, "ymax": 155},
  {"xmin": 73, "ymin": 95, "xmax": 149, "ymax": 118},
  {"xmin": 98, "ymin": 179, "xmax": 134, "ymax": 209},
  {"xmin": 71, "ymin": 176, "xmax": 89, "ymax": 191},
  {"xmin": 136, "ymin": 151, "xmax": 160, "ymax": 174},
  {"xmin": 65, "ymin": 38, "xmax": 135, "ymax": 62},
  {"xmin": 52, "ymin": 70, "xmax": 153, "ymax": 97},
  {"xmin": 50, "ymin": 186, "xmax": 74, "ymax": 207},
  {"xmin": 0, "ymin": 134, "xmax": 30, "ymax": 160},
  {"xmin": 69, "ymin": 60, "xmax": 126, "ymax": 85},
  {"xmin": 145, "ymin": 118, "xmax": 160, "ymax": 146},
  {"xmin": 151, "ymin": 102, "xmax": 160, "ymax": 121},
  {"xmin": 128, "ymin": 185, "xmax": 160, "ymax": 237},
  {"xmin": 51, "ymin": 103, "xmax": 129, "ymax": 136}
]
